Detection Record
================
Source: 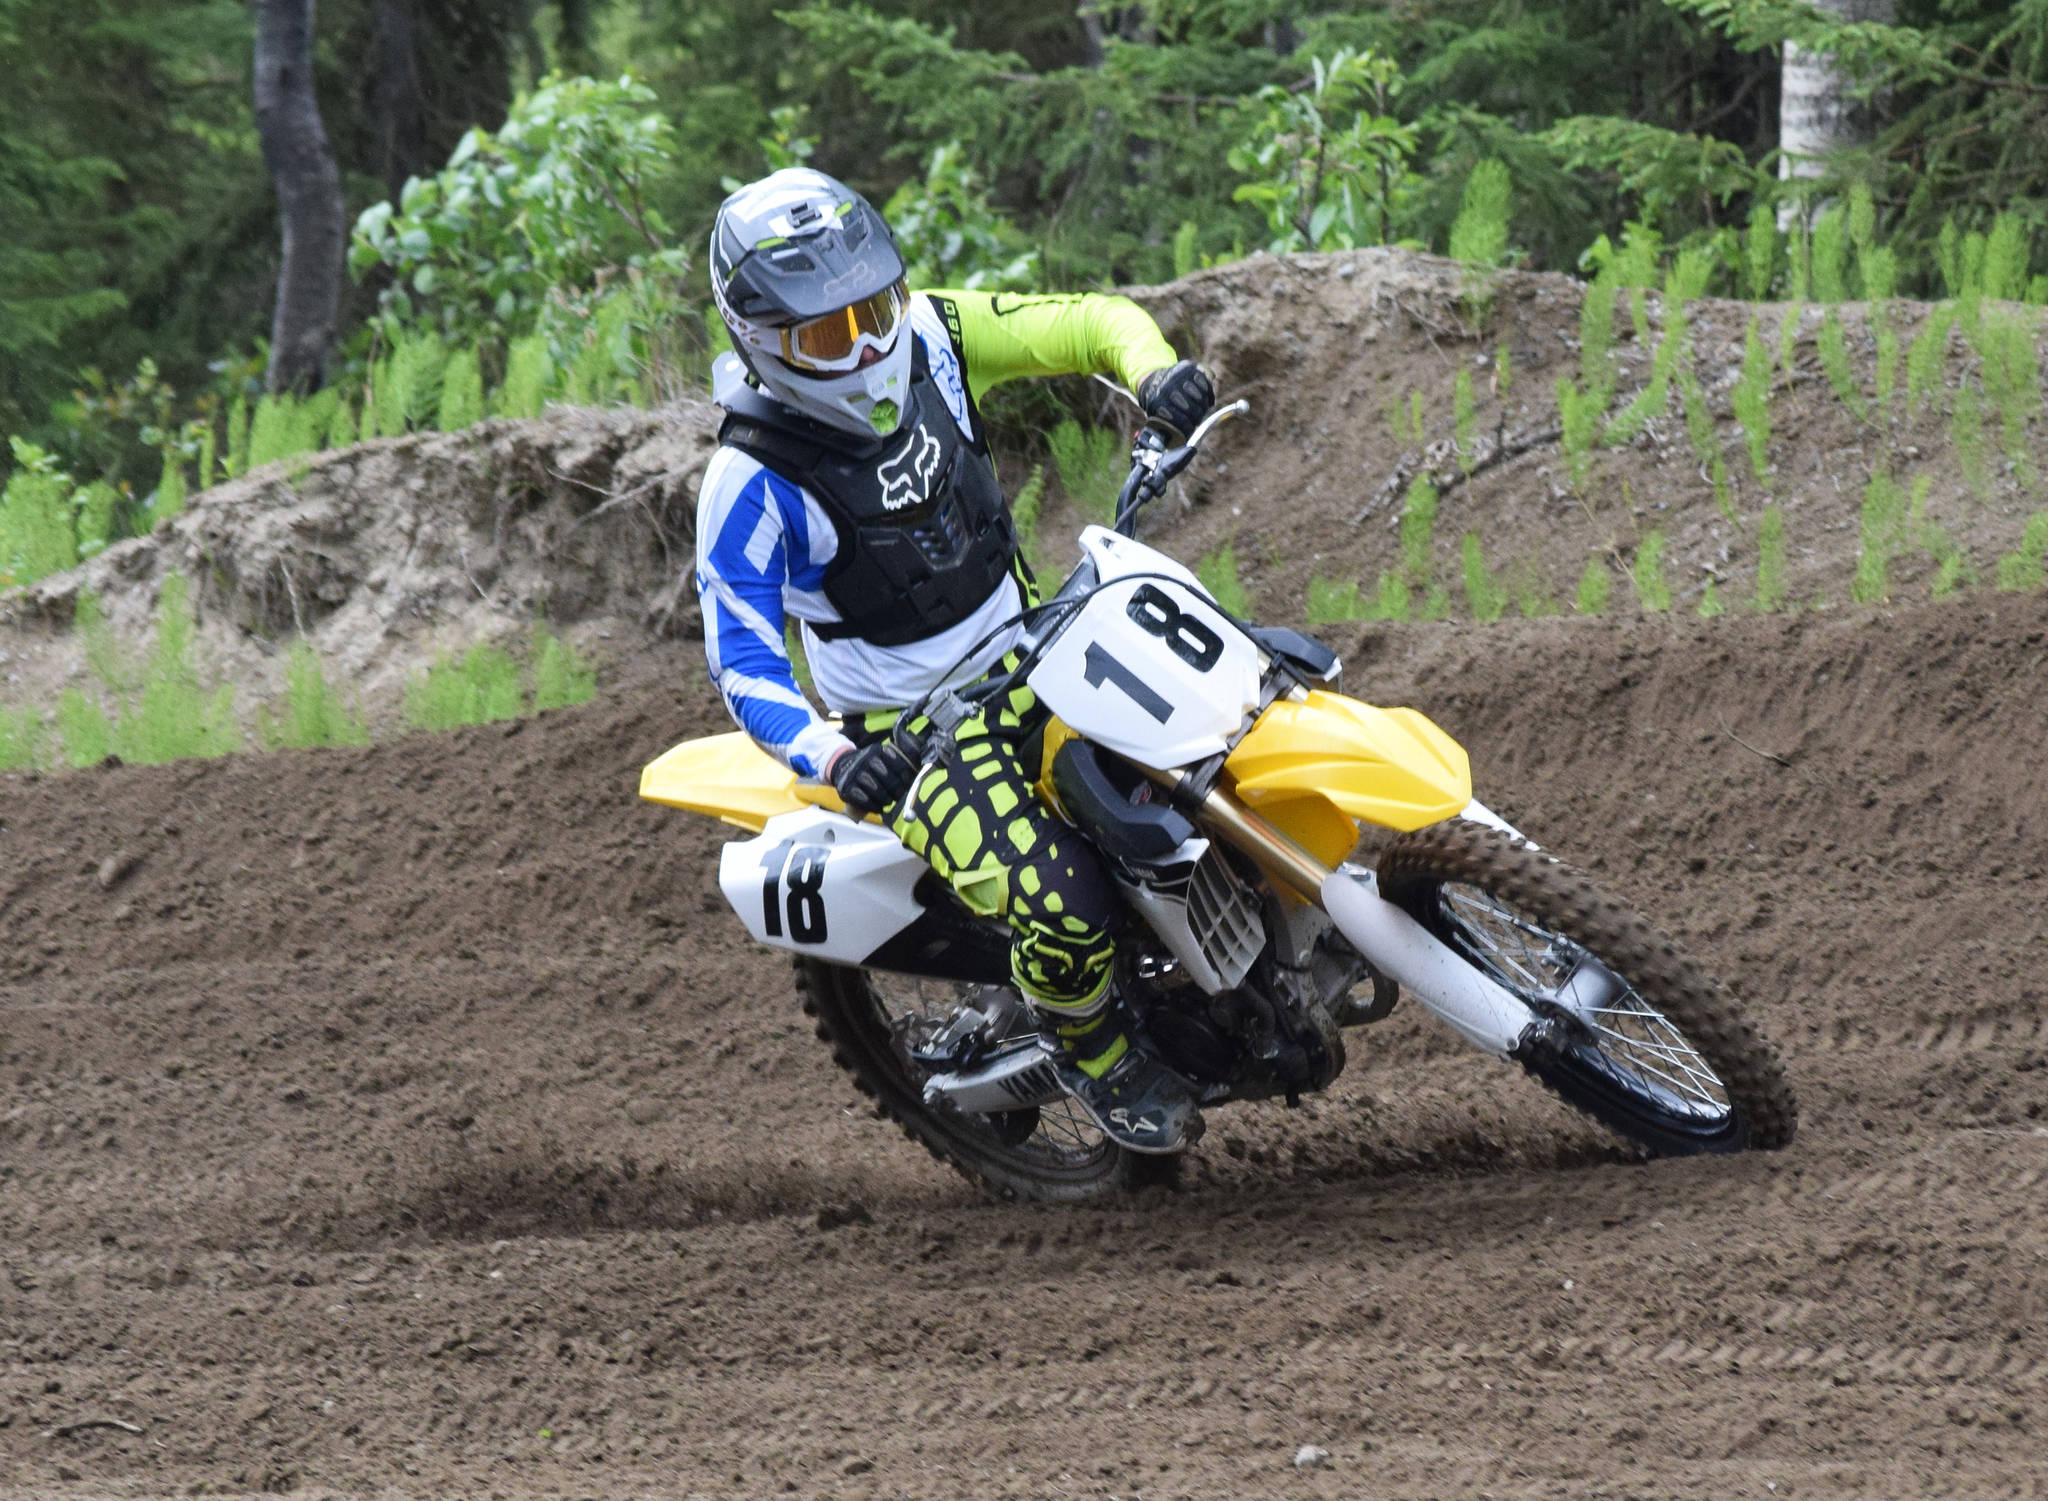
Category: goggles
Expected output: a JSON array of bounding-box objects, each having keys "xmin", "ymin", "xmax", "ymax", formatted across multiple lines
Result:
[{"xmin": 778, "ymin": 282, "xmax": 908, "ymax": 373}]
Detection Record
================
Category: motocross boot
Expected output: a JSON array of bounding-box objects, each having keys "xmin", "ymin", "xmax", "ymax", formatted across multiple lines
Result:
[{"xmin": 1047, "ymin": 1004, "xmax": 1206, "ymax": 1155}]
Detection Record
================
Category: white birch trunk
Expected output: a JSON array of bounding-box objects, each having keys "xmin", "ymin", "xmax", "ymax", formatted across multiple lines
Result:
[{"xmin": 1778, "ymin": 0, "xmax": 1894, "ymax": 222}]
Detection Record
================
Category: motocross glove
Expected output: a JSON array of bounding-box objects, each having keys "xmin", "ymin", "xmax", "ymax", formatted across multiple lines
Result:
[
  {"xmin": 828, "ymin": 740, "xmax": 917, "ymax": 816},
  {"xmin": 1136, "ymin": 360, "xmax": 1215, "ymax": 440}
]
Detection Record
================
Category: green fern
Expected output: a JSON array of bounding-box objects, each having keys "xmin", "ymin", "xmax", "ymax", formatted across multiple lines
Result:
[
  {"xmin": 1197, "ymin": 545, "xmax": 1249, "ymax": 617},
  {"xmin": 1459, "ymin": 533, "xmax": 1508, "ymax": 622},
  {"xmin": 1995, "ymin": 512, "xmax": 2048, "ymax": 592},
  {"xmin": 1755, "ymin": 506, "xmax": 1788, "ymax": 611},
  {"xmin": 1574, "ymin": 555, "xmax": 1612, "ymax": 615}
]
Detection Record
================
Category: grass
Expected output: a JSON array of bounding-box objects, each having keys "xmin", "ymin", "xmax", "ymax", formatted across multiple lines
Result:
[
  {"xmin": 1732, "ymin": 316, "xmax": 1772, "ymax": 485},
  {"xmin": 1306, "ymin": 575, "xmax": 1366, "ymax": 626},
  {"xmin": 1996, "ymin": 512, "xmax": 2048, "ymax": 592},
  {"xmin": 258, "ymin": 639, "xmax": 370, "ymax": 749},
  {"xmin": 1755, "ymin": 506, "xmax": 1787, "ymax": 611},
  {"xmin": 1574, "ymin": 555, "xmax": 1612, "ymax": 615},
  {"xmin": 404, "ymin": 625, "xmax": 597, "ymax": 731},
  {"xmin": 1048, "ymin": 420, "xmax": 1124, "ymax": 528},
  {"xmin": 0, "ymin": 705, "xmax": 45, "ymax": 771},
  {"xmin": 1197, "ymin": 545, "xmax": 1249, "ymax": 616},
  {"xmin": 1459, "ymin": 532, "xmax": 1508, "ymax": 622},
  {"xmin": 1454, "ymin": 368, "xmax": 1478, "ymax": 470},
  {"xmin": 1632, "ymin": 531, "xmax": 1672, "ymax": 612},
  {"xmin": 1850, "ymin": 470, "xmax": 1908, "ymax": 605},
  {"xmin": 1398, "ymin": 476, "xmax": 1439, "ymax": 589}
]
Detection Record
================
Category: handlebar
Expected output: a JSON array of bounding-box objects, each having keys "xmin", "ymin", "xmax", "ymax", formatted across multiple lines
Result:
[{"xmin": 1111, "ymin": 399, "xmax": 1250, "ymax": 537}]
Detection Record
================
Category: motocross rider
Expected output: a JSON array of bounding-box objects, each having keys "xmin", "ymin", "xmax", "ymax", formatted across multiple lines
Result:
[{"xmin": 696, "ymin": 168, "xmax": 1216, "ymax": 1153}]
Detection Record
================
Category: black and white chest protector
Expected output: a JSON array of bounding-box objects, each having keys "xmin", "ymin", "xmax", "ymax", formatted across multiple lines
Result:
[{"xmin": 716, "ymin": 339, "xmax": 1018, "ymax": 649}]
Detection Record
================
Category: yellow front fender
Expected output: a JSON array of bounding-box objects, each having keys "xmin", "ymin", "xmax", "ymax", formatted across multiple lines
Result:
[
  {"xmin": 639, "ymin": 731, "xmax": 846, "ymax": 831},
  {"xmin": 1224, "ymin": 690, "xmax": 1472, "ymax": 861}
]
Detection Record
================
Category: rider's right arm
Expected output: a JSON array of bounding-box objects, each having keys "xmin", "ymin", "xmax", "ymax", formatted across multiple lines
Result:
[{"xmin": 694, "ymin": 449, "xmax": 854, "ymax": 781}]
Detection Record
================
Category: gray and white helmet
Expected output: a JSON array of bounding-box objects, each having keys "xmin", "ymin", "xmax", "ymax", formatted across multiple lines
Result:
[{"xmin": 710, "ymin": 168, "xmax": 913, "ymax": 437}]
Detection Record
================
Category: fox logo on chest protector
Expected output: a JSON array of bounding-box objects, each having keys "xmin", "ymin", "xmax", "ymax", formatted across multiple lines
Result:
[{"xmin": 877, "ymin": 424, "xmax": 943, "ymax": 512}]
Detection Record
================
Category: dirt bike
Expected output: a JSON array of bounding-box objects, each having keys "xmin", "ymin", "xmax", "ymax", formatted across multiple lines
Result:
[{"xmin": 643, "ymin": 399, "xmax": 1797, "ymax": 1201}]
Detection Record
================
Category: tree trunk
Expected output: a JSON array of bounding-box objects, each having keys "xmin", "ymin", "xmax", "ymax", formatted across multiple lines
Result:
[
  {"xmin": 254, "ymin": 0, "xmax": 344, "ymax": 395},
  {"xmin": 1778, "ymin": 0, "xmax": 1893, "ymax": 219},
  {"xmin": 370, "ymin": 0, "xmax": 428, "ymax": 207}
]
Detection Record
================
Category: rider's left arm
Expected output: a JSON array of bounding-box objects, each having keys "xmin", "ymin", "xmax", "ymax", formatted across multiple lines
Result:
[{"xmin": 932, "ymin": 290, "xmax": 1180, "ymax": 406}]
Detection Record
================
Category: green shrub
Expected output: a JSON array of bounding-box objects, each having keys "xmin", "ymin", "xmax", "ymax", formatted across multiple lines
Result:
[
  {"xmin": 1732, "ymin": 316, "xmax": 1772, "ymax": 484},
  {"xmin": 1995, "ymin": 512, "xmax": 2048, "ymax": 592},
  {"xmin": 405, "ymin": 642, "xmax": 524, "ymax": 731},
  {"xmin": 1447, "ymin": 158, "xmax": 1511, "ymax": 268},
  {"xmin": 1197, "ymin": 545, "xmax": 1249, "ymax": 616},
  {"xmin": 1574, "ymin": 555, "xmax": 1612, "ymax": 615},
  {"xmin": 326, "ymin": 395, "xmax": 359, "ymax": 450},
  {"xmin": 1755, "ymin": 506, "xmax": 1787, "ymax": 611},
  {"xmin": 1776, "ymin": 303, "xmax": 1804, "ymax": 379},
  {"xmin": 1367, "ymin": 571, "xmax": 1411, "ymax": 621},
  {"xmin": 1459, "ymin": 532, "xmax": 1508, "ymax": 622},
  {"xmin": 56, "ymin": 688, "xmax": 112, "ymax": 767},
  {"xmin": 148, "ymin": 452, "xmax": 184, "ymax": 526},
  {"xmin": 438, "ymin": 345, "xmax": 486, "ymax": 432},
  {"xmin": 1048, "ymin": 420, "xmax": 1125, "ymax": 527},
  {"xmin": 531, "ymin": 623, "xmax": 596, "ymax": 711},
  {"xmin": 1008, "ymin": 464, "xmax": 1046, "ymax": 563},
  {"xmin": 1974, "ymin": 306, "xmax": 2041, "ymax": 484},
  {"xmin": 1851, "ymin": 471, "xmax": 1908, "ymax": 605},
  {"xmin": 1510, "ymin": 559, "xmax": 1555, "ymax": 617},
  {"xmin": 1741, "ymin": 202, "xmax": 1776, "ymax": 300},
  {"xmin": 1905, "ymin": 304, "xmax": 1953, "ymax": 410},
  {"xmin": 224, "ymin": 395, "xmax": 251, "ymax": 478},
  {"xmin": 0, "ymin": 705, "xmax": 45, "ymax": 771},
  {"xmin": 1399, "ymin": 475, "xmax": 1438, "ymax": 584},
  {"xmin": 1632, "ymin": 531, "xmax": 1671, "ymax": 611},
  {"xmin": 1306, "ymin": 575, "xmax": 1366, "ymax": 626},
  {"xmin": 1697, "ymin": 578, "xmax": 1725, "ymax": 617},
  {"xmin": 117, "ymin": 574, "xmax": 242, "ymax": 764},
  {"xmin": 1556, "ymin": 376, "xmax": 1603, "ymax": 492},
  {"xmin": 0, "ymin": 441, "xmax": 80, "ymax": 588},
  {"xmin": 247, "ymin": 393, "xmax": 296, "ymax": 469},
  {"xmin": 1951, "ymin": 383, "xmax": 1989, "ymax": 499},
  {"xmin": 373, "ymin": 329, "xmax": 449, "ymax": 436},
  {"xmin": 1811, "ymin": 206, "xmax": 1848, "ymax": 303},
  {"xmin": 1453, "ymin": 368, "xmax": 1478, "ymax": 470},
  {"xmin": 1172, "ymin": 219, "xmax": 1201, "ymax": 279},
  {"xmin": 259, "ymin": 639, "xmax": 370, "ymax": 749},
  {"xmin": 561, "ymin": 294, "xmax": 635, "ymax": 406},
  {"xmin": 1817, "ymin": 311, "xmax": 1868, "ymax": 422},
  {"xmin": 494, "ymin": 334, "xmax": 554, "ymax": 419}
]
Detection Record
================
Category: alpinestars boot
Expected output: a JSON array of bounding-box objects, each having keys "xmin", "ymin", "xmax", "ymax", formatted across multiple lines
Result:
[{"xmin": 1047, "ymin": 1008, "xmax": 1205, "ymax": 1155}]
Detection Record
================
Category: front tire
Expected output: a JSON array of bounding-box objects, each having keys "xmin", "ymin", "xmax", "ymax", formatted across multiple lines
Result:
[
  {"xmin": 1378, "ymin": 822, "xmax": 1796, "ymax": 1155},
  {"xmin": 796, "ymin": 959, "xmax": 1170, "ymax": 1202}
]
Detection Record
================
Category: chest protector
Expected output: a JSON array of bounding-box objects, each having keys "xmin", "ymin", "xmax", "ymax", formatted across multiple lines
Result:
[{"xmin": 717, "ymin": 340, "xmax": 1018, "ymax": 649}]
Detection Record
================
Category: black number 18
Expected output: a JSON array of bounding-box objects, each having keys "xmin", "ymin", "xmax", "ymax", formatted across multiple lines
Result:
[{"xmin": 760, "ymin": 839, "xmax": 829, "ymax": 942}]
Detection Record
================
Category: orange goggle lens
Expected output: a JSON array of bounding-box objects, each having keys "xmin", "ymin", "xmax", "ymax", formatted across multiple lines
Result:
[{"xmin": 781, "ymin": 283, "xmax": 906, "ymax": 370}]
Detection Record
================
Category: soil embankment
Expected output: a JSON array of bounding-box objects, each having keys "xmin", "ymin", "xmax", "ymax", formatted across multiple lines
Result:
[{"xmin": 4, "ymin": 585, "xmax": 2046, "ymax": 1496}]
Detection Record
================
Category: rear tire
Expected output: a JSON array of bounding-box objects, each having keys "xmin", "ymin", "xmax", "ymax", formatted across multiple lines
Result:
[
  {"xmin": 1378, "ymin": 822, "xmax": 1796, "ymax": 1155},
  {"xmin": 796, "ymin": 959, "xmax": 1173, "ymax": 1202}
]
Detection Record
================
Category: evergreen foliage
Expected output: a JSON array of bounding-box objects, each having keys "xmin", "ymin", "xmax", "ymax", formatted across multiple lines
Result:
[{"xmin": 1048, "ymin": 421, "xmax": 1124, "ymax": 527}]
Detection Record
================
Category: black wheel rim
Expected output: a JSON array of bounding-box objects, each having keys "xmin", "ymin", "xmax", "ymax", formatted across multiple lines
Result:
[
  {"xmin": 856, "ymin": 972, "xmax": 1119, "ymax": 1176},
  {"xmin": 1430, "ymin": 882, "xmax": 1738, "ymax": 1135}
]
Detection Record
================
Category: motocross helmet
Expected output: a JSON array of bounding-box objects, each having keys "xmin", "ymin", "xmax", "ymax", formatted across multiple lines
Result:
[{"xmin": 710, "ymin": 168, "xmax": 912, "ymax": 438}]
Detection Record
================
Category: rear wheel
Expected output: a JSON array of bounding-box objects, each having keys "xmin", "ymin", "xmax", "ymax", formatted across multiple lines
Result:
[
  {"xmin": 796, "ymin": 959, "xmax": 1169, "ymax": 1202},
  {"xmin": 1378, "ymin": 822, "xmax": 1796, "ymax": 1155}
]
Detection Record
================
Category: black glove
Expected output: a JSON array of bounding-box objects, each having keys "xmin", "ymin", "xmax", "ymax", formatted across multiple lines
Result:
[
  {"xmin": 1137, "ymin": 360, "xmax": 1215, "ymax": 439},
  {"xmin": 828, "ymin": 740, "xmax": 917, "ymax": 816}
]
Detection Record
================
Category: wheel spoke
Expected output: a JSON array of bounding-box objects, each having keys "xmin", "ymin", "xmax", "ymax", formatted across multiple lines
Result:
[
  {"xmin": 1438, "ymin": 882, "xmax": 1733, "ymax": 1125},
  {"xmin": 865, "ymin": 973, "xmax": 1109, "ymax": 1166}
]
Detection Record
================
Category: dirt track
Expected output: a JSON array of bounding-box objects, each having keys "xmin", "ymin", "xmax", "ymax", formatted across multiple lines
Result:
[{"xmin": 5, "ymin": 591, "xmax": 2048, "ymax": 1498}]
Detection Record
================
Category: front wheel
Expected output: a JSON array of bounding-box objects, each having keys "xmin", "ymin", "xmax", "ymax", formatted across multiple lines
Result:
[
  {"xmin": 1378, "ymin": 822, "xmax": 1796, "ymax": 1155},
  {"xmin": 796, "ymin": 959, "xmax": 1170, "ymax": 1202}
]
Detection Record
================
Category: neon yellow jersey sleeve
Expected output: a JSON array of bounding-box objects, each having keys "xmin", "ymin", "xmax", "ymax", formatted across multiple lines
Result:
[{"xmin": 931, "ymin": 290, "xmax": 1180, "ymax": 406}]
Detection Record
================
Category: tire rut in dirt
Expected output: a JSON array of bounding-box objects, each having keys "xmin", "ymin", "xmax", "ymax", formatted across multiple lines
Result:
[{"xmin": 1379, "ymin": 820, "xmax": 1797, "ymax": 1155}]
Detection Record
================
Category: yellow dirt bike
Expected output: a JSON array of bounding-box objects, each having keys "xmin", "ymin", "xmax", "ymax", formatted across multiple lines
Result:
[{"xmin": 643, "ymin": 401, "xmax": 1797, "ymax": 1201}]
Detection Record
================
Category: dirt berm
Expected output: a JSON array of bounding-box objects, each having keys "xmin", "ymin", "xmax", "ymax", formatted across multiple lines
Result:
[
  {"xmin": 4, "ymin": 581, "xmax": 2046, "ymax": 1496},
  {"xmin": 5, "ymin": 246, "xmax": 2041, "ymax": 718}
]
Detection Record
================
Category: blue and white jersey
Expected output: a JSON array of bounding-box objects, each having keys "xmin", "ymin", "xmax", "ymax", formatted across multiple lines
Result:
[{"xmin": 693, "ymin": 296, "xmax": 1025, "ymax": 779}]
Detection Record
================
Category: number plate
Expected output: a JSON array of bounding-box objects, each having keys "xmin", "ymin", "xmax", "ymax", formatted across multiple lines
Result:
[
  {"xmin": 717, "ymin": 809, "xmax": 928, "ymax": 962},
  {"xmin": 1029, "ymin": 573, "xmax": 1262, "ymax": 768}
]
